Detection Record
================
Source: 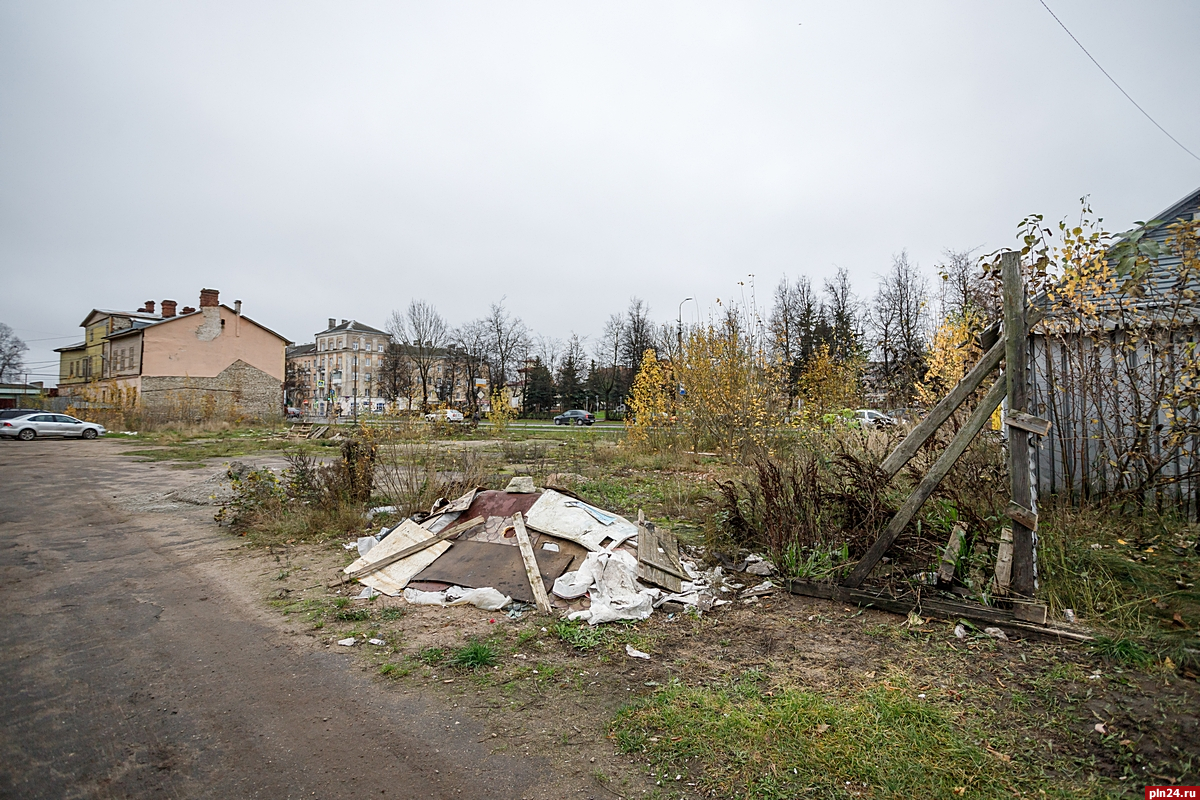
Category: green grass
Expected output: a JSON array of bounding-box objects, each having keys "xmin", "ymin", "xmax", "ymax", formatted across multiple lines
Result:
[
  {"xmin": 449, "ymin": 640, "xmax": 498, "ymax": 670},
  {"xmin": 334, "ymin": 607, "xmax": 371, "ymax": 622},
  {"xmin": 612, "ymin": 676, "xmax": 1110, "ymax": 799},
  {"xmin": 552, "ymin": 619, "xmax": 607, "ymax": 650}
]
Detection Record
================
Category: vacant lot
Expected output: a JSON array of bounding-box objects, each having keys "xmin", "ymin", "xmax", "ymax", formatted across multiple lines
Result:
[{"xmin": 3, "ymin": 430, "xmax": 1198, "ymax": 799}]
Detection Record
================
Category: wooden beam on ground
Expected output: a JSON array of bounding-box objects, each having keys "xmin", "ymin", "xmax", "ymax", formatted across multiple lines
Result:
[
  {"xmin": 786, "ymin": 579, "xmax": 1090, "ymax": 643},
  {"xmin": 339, "ymin": 515, "xmax": 484, "ymax": 583},
  {"xmin": 512, "ymin": 513, "xmax": 553, "ymax": 614},
  {"xmin": 1006, "ymin": 411, "xmax": 1051, "ymax": 437},
  {"xmin": 844, "ymin": 376, "xmax": 1008, "ymax": 588},
  {"xmin": 992, "ymin": 529, "xmax": 1013, "ymax": 595},
  {"xmin": 1003, "ymin": 251, "xmax": 1037, "ymax": 597}
]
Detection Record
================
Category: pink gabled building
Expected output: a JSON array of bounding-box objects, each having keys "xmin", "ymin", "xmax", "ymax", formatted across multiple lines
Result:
[{"xmin": 57, "ymin": 288, "xmax": 291, "ymax": 421}]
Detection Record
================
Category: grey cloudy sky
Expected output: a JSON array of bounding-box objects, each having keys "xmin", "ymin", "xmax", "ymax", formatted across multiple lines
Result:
[{"xmin": 2, "ymin": 1, "xmax": 1199, "ymax": 382}]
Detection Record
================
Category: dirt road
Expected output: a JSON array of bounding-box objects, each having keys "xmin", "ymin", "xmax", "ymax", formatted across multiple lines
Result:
[{"xmin": 0, "ymin": 440, "xmax": 567, "ymax": 799}]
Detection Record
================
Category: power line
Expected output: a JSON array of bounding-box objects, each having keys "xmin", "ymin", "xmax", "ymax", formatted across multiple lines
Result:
[{"xmin": 1037, "ymin": 0, "xmax": 1200, "ymax": 163}]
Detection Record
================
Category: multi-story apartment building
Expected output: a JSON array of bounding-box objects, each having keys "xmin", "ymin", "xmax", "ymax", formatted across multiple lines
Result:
[
  {"xmin": 287, "ymin": 319, "xmax": 391, "ymax": 417},
  {"xmin": 287, "ymin": 319, "xmax": 489, "ymax": 417}
]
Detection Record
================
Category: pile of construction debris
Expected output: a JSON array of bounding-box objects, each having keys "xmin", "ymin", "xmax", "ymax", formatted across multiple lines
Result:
[{"xmin": 338, "ymin": 477, "xmax": 766, "ymax": 624}]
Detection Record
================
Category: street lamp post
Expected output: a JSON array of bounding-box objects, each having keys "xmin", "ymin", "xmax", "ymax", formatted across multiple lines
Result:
[{"xmin": 677, "ymin": 297, "xmax": 694, "ymax": 358}]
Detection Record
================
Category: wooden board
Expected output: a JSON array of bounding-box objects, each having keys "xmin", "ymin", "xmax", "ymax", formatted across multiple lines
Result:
[
  {"xmin": 636, "ymin": 519, "xmax": 685, "ymax": 592},
  {"xmin": 1004, "ymin": 501, "xmax": 1039, "ymax": 532},
  {"xmin": 340, "ymin": 519, "xmax": 455, "ymax": 596},
  {"xmin": 412, "ymin": 540, "xmax": 574, "ymax": 604},
  {"xmin": 785, "ymin": 579, "xmax": 1090, "ymax": 643},
  {"xmin": 1006, "ymin": 412, "xmax": 1051, "ymax": 437},
  {"xmin": 513, "ymin": 513, "xmax": 552, "ymax": 613}
]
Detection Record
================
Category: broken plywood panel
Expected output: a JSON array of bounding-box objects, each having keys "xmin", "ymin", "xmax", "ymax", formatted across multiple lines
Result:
[
  {"xmin": 344, "ymin": 519, "xmax": 453, "ymax": 596},
  {"xmin": 636, "ymin": 522, "xmax": 685, "ymax": 592},
  {"xmin": 524, "ymin": 489, "xmax": 638, "ymax": 552}
]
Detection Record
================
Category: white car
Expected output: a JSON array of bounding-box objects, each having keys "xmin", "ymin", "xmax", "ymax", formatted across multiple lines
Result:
[
  {"xmin": 854, "ymin": 409, "xmax": 897, "ymax": 429},
  {"xmin": 424, "ymin": 409, "xmax": 464, "ymax": 423},
  {"xmin": 0, "ymin": 412, "xmax": 107, "ymax": 441}
]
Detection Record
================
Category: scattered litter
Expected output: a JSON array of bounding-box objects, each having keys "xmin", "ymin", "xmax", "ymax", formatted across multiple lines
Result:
[
  {"xmin": 355, "ymin": 586, "xmax": 380, "ymax": 600},
  {"xmin": 984, "ymin": 627, "xmax": 1009, "ymax": 641},
  {"xmin": 1094, "ymin": 722, "xmax": 1107, "ymax": 735},
  {"xmin": 342, "ymin": 542, "xmax": 358, "ymax": 550},
  {"xmin": 337, "ymin": 637, "xmax": 356, "ymax": 647},
  {"xmin": 625, "ymin": 644, "xmax": 652, "ymax": 660},
  {"xmin": 366, "ymin": 505, "xmax": 398, "ymax": 520},
  {"xmin": 1064, "ymin": 609, "xmax": 1076, "ymax": 624},
  {"xmin": 741, "ymin": 580, "xmax": 775, "ymax": 598},
  {"xmin": 368, "ymin": 638, "xmax": 386, "ymax": 646},
  {"xmin": 953, "ymin": 624, "xmax": 967, "ymax": 639},
  {"xmin": 745, "ymin": 556, "xmax": 777, "ymax": 576},
  {"xmin": 540, "ymin": 542, "xmax": 560, "ymax": 552},
  {"xmin": 356, "ymin": 536, "xmax": 379, "ymax": 557}
]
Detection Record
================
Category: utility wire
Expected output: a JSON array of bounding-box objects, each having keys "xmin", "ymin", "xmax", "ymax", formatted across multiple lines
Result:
[{"xmin": 1037, "ymin": 0, "xmax": 1200, "ymax": 163}]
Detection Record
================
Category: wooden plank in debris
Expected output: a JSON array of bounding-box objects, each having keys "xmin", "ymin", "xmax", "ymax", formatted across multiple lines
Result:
[
  {"xmin": 308, "ymin": 425, "xmax": 329, "ymax": 439},
  {"xmin": 1004, "ymin": 501, "xmax": 1039, "ymax": 532},
  {"xmin": 937, "ymin": 524, "xmax": 966, "ymax": 585},
  {"xmin": 636, "ymin": 512, "xmax": 685, "ymax": 592},
  {"xmin": 340, "ymin": 515, "xmax": 484, "ymax": 582},
  {"xmin": 512, "ymin": 513, "xmax": 552, "ymax": 614},
  {"xmin": 1012, "ymin": 602, "xmax": 1048, "ymax": 625},
  {"xmin": 844, "ymin": 376, "xmax": 1007, "ymax": 588},
  {"xmin": 992, "ymin": 529, "xmax": 1013, "ymax": 594},
  {"xmin": 786, "ymin": 579, "xmax": 1091, "ymax": 643}
]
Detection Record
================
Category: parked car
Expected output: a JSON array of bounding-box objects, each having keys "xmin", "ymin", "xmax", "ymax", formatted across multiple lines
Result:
[
  {"xmin": 854, "ymin": 408, "xmax": 897, "ymax": 429},
  {"xmin": 0, "ymin": 412, "xmax": 107, "ymax": 441},
  {"xmin": 554, "ymin": 409, "xmax": 595, "ymax": 426},
  {"xmin": 424, "ymin": 408, "xmax": 464, "ymax": 423}
]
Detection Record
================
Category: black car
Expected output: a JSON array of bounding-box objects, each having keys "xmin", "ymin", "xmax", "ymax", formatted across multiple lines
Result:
[{"xmin": 553, "ymin": 409, "xmax": 595, "ymax": 426}]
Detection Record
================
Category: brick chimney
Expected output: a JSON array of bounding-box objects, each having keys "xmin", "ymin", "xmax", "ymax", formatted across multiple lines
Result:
[
  {"xmin": 181, "ymin": 306, "xmax": 195, "ymax": 314},
  {"xmin": 199, "ymin": 288, "xmax": 219, "ymax": 308},
  {"xmin": 144, "ymin": 300, "xmax": 155, "ymax": 314},
  {"xmin": 161, "ymin": 300, "xmax": 177, "ymax": 318},
  {"xmin": 328, "ymin": 318, "xmax": 336, "ymax": 330}
]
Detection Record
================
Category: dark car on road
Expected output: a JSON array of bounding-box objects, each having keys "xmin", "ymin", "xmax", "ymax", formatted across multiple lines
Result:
[
  {"xmin": 0, "ymin": 412, "xmax": 107, "ymax": 441},
  {"xmin": 553, "ymin": 409, "xmax": 595, "ymax": 426}
]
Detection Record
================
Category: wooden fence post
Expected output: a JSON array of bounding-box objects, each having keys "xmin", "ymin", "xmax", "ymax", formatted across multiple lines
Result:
[{"xmin": 1003, "ymin": 251, "xmax": 1037, "ymax": 596}]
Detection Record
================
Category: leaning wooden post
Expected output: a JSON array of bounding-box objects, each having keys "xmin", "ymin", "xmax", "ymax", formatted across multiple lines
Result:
[{"xmin": 1002, "ymin": 251, "xmax": 1037, "ymax": 596}]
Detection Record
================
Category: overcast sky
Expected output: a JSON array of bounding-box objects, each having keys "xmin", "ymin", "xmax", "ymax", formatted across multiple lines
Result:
[{"xmin": 2, "ymin": 1, "xmax": 1199, "ymax": 383}]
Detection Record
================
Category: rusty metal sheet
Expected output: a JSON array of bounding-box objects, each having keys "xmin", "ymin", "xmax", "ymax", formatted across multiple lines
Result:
[
  {"xmin": 412, "ymin": 540, "xmax": 574, "ymax": 604},
  {"xmin": 461, "ymin": 489, "xmax": 541, "ymax": 520}
]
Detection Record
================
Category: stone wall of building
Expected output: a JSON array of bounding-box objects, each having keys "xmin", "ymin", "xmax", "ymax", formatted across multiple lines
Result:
[{"xmin": 140, "ymin": 359, "xmax": 282, "ymax": 421}]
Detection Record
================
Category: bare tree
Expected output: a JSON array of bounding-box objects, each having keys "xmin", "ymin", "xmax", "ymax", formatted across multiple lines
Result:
[
  {"xmin": 484, "ymin": 299, "xmax": 528, "ymax": 392},
  {"xmin": 620, "ymin": 297, "xmax": 656, "ymax": 376},
  {"xmin": 869, "ymin": 251, "xmax": 931, "ymax": 405},
  {"xmin": 533, "ymin": 334, "xmax": 563, "ymax": 375},
  {"xmin": 591, "ymin": 313, "xmax": 624, "ymax": 413},
  {"xmin": 379, "ymin": 341, "xmax": 416, "ymax": 409},
  {"xmin": 0, "ymin": 323, "xmax": 27, "ymax": 383},
  {"xmin": 387, "ymin": 300, "xmax": 448, "ymax": 411},
  {"xmin": 936, "ymin": 246, "xmax": 996, "ymax": 324},
  {"xmin": 769, "ymin": 274, "xmax": 833, "ymax": 394},
  {"xmin": 451, "ymin": 319, "xmax": 490, "ymax": 414}
]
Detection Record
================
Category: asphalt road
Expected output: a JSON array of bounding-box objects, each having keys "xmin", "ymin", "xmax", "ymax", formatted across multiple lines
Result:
[{"xmin": 0, "ymin": 439, "xmax": 567, "ymax": 799}]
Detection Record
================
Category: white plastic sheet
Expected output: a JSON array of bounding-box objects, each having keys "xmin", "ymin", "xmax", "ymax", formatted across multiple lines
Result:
[
  {"xmin": 565, "ymin": 550, "xmax": 658, "ymax": 625},
  {"xmin": 402, "ymin": 586, "xmax": 512, "ymax": 611},
  {"xmin": 524, "ymin": 489, "xmax": 639, "ymax": 552}
]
